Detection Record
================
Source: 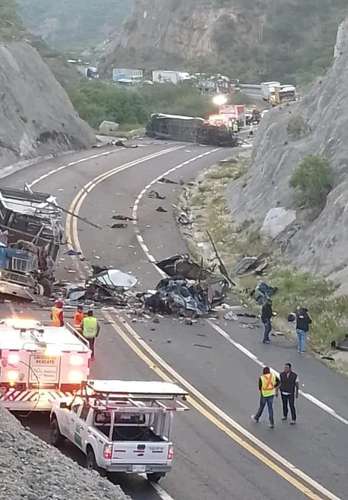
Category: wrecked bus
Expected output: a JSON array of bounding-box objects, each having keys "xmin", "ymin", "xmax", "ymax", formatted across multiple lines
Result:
[
  {"xmin": 146, "ymin": 113, "xmax": 240, "ymax": 147},
  {"xmin": 0, "ymin": 187, "xmax": 63, "ymax": 300}
]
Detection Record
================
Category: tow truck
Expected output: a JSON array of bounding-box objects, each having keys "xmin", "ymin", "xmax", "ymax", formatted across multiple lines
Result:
[
  {"xmin": 50, "ymin": 379, "xmax": 189, "ymax": 482},
  {"xmin": 0, "ymin": 319, "xmax": 91, "ymax": 411}
]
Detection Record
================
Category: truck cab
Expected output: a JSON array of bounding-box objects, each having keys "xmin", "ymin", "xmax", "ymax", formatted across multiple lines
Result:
[
  {"xmin": 50, "ymin": 379, "xmax": 189, "ymax": 482},
  {"xmin": 0, "ymin": 319, "xmax": 91, "ymax": 411}
]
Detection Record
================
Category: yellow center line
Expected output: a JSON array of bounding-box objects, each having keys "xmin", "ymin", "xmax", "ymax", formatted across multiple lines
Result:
[{"xmin": 64, "ymin": 155, "xmax": 341, "ymax": 500}]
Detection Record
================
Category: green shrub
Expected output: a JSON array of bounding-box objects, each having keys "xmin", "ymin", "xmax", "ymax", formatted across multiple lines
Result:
[
  {"xmin": 290, "ymin": 155, "xmax": 333, "ymax": 209},
  {"xmin": 287, "ymin": 114, "xmax": 310, "ymax": 140}
]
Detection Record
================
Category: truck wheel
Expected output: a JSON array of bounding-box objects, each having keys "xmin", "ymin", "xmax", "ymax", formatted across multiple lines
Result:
[
  {"xmin": 50, "ymin": 418, "xmax": 64, "ymax": 447},
  {"xmin": 147, "ymin": 472, "xmax": 164, "ymax": 483},
  {"xmin": 86, "ymin": 447, "xmax": 99, "ymax": 472}
]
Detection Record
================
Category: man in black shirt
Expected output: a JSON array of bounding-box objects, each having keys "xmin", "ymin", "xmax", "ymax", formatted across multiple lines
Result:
[
  {"xmin": 261, "ymin": 299, "xmax": 273, "ymax": 344},
  {"xmin": 280, "ymin": 363, "xmax": 299, "ymax": 424}
]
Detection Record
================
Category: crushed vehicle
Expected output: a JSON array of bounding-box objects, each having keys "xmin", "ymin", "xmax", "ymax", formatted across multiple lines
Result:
[
  {"xmin": 146, "ymin": 113, "xmax": 240, "ymax": 147},
  {"xmin": 61, "ymin": 267, "xmax": 139, "ymax": 306},
  {"xmin": 0, "ymin": 187, "xmax": 63, "ymax": 300},
  {"xmin": 50, "ymin": 379, "xmax": 188, "ymax": 482},
  {"xmin": 144, "ymin": 255, "xmax": 230, "ymax": 316},
  {"xmin": 0, "ymin": 318, "xmax": 91, "ymax": 412}
]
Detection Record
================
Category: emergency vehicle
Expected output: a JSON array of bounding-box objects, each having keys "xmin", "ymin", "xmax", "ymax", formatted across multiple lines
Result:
[
  {"xmin": 50, "ymin": 379, "xmax": 189, "ymax": 482},
  {"xmin": 0, "ymin": 319, "xmax": 91, "ymax": 411}
]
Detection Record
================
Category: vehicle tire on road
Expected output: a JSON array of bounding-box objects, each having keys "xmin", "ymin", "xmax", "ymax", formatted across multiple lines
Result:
[
  {"xmin": 147, "ymin": 472, "xmax": 165, "ymax": 483},
  {"xmin": 86, "ymin": 447, "xmax": 100, "ymax": 473},
  {"xmin": 50, "ymin": 417, "xmax": 64, "ymax": 447}
]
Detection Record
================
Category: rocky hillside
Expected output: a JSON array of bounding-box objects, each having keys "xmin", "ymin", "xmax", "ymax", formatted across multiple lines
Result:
[
  {"xmin": 227, "ymin": 18, "xmax": 348, "ymax": 293},
  {"xmin": 0, "ymin": 42, "xmax": 94, "ymax": 169},
  {"xmin": 101, "ymin": 0, "xmax": 347, "ymax": 84},
  {"xmin": 0, "ymin": 405, "xmax": 128, "ymax": 500},
  {"xmin": 17, "ymin": 0, "xmax": 133, "ymax": 50}
]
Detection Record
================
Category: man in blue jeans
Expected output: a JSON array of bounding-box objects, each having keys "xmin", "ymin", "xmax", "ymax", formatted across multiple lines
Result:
[
  {"xmin": 252, "ymin": 367, "xmax": 280, "ymax": 428},
  {"xmin": 295, "ymin": 307, "xmax": 312, "ymax": 353},
  {"xmin": 261, "ymin": 299, "xmax": 273, "ymax": 344}
]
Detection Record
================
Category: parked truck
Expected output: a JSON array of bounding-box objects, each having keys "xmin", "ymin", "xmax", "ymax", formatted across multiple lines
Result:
[
  {"xmin": 50, "ymin": 379, "xmax": 188, "ymax": 482},
  {"xmin": 261, "ymin": 81, "xmax": 281, "ymax": 102}
]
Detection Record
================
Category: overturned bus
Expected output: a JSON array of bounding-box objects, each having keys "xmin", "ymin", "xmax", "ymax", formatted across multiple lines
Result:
[
  {"xmin": 0, "ymin": 187, "xmax": 63, "ymax": 300},
  {"xmin": 146, "ymin": 113, "xmax": 240, "ymax": 147}
]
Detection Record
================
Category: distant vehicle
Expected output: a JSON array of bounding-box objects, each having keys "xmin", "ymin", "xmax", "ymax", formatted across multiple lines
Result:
[
  {"xmin": 112, "ymin": 68, "xmax": 144, "ymax": 84},
  {"xmin": 0, "ymin": 319, "xmax": 91, "ymax": 412},
  {"xmin": 146, "ymin": 113, "xmax": 240, "ymax": 147},
  {"xmin": 270, "ymin": 85, "xmax": 297, "ymax": 106},
  {"xmin": 50, "ymin": 379, "xmax": 188, "ymax": 482},
  {"xmin": 261, "ymin": 81, "xmax": 281, "ymax": 102},
  {"xmin": 0, "ymin": 187, "xmax": 63, "ymax": 300},
  {"xmin": 152, "ymin": 70, "xmax": 190, "ymax": 85}
]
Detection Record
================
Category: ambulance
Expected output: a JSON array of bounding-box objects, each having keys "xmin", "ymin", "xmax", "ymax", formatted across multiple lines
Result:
[{"xmin": 0, "ymin": 318, "xmax": 91, "ymax": 411}]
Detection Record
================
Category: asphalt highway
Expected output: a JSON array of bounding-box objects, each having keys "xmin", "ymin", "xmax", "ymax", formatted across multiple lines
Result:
[{"xmin": 3, "ymin": 140, "xmax": 348, "ymax": 500}]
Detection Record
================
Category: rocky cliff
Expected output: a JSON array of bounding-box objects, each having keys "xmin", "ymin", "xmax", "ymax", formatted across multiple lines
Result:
[
  {"xmin": 0, "ymin": 42, "xmax": 94, "ymax": 170},
  {"xmin": 227, "ymin": 18, "xmax": 348, "ymax": 293},
  {"xmin": 101, "ymin": 0, "xmax": 347, "ymax": 84}
]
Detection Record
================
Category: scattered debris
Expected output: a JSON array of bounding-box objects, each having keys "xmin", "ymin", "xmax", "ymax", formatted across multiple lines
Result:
[
  {"xmin": 158, "ymin": 177, "xmax": 178, "ymax": 185},
  {"xmin": 156, "ymin": 206, "xmax": 168, "ymax": 213},
  {"xmin": 193, "ymin": 344, "xmax": 213, "ymax": 349},
  {"xmin": 156, "ymin": 254, "xmax": 212, "ymax": 281},
  {"xmin": 112, "ymin": 215, "xmax": 135, "ymax": 222},
  {"xmin": 234, "ymin": 255, "xmax": 268, "ymax": 276},
  {"xmin": 64, "ymin": 249, "xmax": 82, "ymax": 256},
  {"xmin": 177, "ymin": 213, "xmax": 192, "ymax": 225},
  {"xmin": 251, "ymin": 282, "xmax": 278, "ymax": 305},
  {"xmin": 148, "ymin": 190, "xmax": 166, "ymax": 200},
  {"xmin": 224, "ymin": 311, "xmax": 239, "ymax": 321}
]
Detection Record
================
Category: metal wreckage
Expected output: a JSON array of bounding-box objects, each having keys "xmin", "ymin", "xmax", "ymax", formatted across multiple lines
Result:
[
  {"xmin": 0, "ymin": 186, "xmax": 63, "ymax": 301},
  {"xmin": 60, "ymin": 255, "xmax": 231, "ymax": 318}
]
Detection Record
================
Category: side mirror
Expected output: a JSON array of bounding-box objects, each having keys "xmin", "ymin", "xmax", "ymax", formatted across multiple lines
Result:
[{"xmin": 60, "ymin": 401, "xmax": 70, "ymax": 409}]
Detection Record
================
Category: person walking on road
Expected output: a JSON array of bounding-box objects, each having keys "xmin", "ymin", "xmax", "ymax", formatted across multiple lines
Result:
[
  {"xmin": 280, "ymin": 363, "xmax": 299, "ymax": 424},
  {"xmin": 81, "ymin": 309, "xmax": 100, "ymax": 359},
  {"xmin": 51, "ymin": 300, "xmax": 64, "ymax": 327},
  {"xmin": 73, "ymin": 305, "xmax": 84, "ymax": 331},
  {"xmin": 293, "ymin": 307, "xmax": 312, "ymax": 353},
  {"xmin": 261, "ymin": 299, "xmax": 273, "ymax": 344},
  {"xmin": 252, "ymin": 367, "xmax": 280, "ymax": 428}
]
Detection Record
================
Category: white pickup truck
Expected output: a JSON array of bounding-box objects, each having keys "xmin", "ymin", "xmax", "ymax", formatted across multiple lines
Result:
[{"xmin": 50, "ymin": 379, "xmax": 188, "ymax": 482}]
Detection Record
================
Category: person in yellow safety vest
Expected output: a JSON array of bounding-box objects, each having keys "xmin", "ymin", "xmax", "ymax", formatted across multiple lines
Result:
[
  {"xmin": 51, "ymin": 300, "xmax": 64, "ymax": 327},
  {"xmin": 252, "ymin": 366, "xmax": 280, "ymax": 428},
  {"xmin": 81, "ymin": 309, "xmax": 100, "ymax": 359}
]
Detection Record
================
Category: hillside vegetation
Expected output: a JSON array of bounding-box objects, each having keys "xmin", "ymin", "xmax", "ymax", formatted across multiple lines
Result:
[{"xmin": 17, "ymin": 0, "xmax": 133, "ymax": 50}]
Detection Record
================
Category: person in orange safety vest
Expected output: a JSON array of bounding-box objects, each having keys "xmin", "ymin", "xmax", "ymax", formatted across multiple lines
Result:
[
  {"xmin": 252, "ymin": 366, "xmax": 279, "ymax": 428},
  {"xmin": 73, "ymin": 305, "xmax": 84, "ymax": 331},
  {"xmin": 51, "ymin": 300, "xmax": 64, "ymax": 327}
]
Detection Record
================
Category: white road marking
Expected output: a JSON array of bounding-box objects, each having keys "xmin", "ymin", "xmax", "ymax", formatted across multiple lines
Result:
[
  {"xmin": 130, "ymin": 160, "xmax": 348, "ymax": 428},
  {"xmin": 208, "ymin": 321, "xmax": 348, "ymax": 426},
  {"xmin": 132, "ymin": 148, "xmax": 220, "ymax": 269},
  {"xmin": 57, "ymin": 148, "xmax": 340, "ymax": 500},
  {"xmin": 139, "ymin": 474, "xmax": 175, "ymax": 500}
]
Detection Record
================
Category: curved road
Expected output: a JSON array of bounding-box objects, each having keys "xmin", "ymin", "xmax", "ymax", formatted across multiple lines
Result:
[{"xmin": 3, "ymin": 141, "xmax": 348, "ymax": 500}]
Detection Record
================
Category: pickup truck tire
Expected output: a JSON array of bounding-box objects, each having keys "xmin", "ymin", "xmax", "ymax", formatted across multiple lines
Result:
[
  {"xmin": 147, "ymin": 472, "xmax": 165, "ymax": 483},
  {"xmin": 50, "ymin": 417, "xmax": 64, "ymax": 447},
  {"xmin": 86, "ymin": 447, "xmax": 99, "ymax": 471}
]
